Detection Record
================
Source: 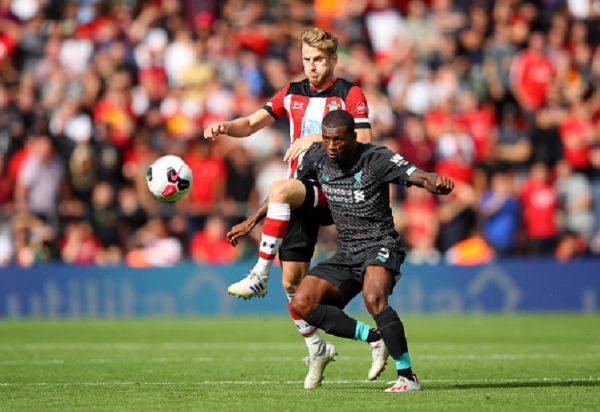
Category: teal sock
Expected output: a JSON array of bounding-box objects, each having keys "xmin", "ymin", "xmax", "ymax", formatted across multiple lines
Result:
[
  {"xmin": 354, "ymin": 320, "xmax": 371, "ymax": 342},
  {"xmin": 394, "ymin": 352, "xmax": 412, "ymax": 370},
  {"xmin": 354, "ymin": 321, "xmax": 381, "ymax": 342}
]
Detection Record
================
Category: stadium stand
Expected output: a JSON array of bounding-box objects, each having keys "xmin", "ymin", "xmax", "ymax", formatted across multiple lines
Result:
[{"xmin": 1, "ymin": 0, "xmax": 600, "ymax": 268}]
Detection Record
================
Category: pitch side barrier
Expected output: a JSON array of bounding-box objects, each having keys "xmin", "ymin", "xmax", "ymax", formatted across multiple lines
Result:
[{"xmin": 0, "ymin": 260, "xmax": 598, "ymax": 317}]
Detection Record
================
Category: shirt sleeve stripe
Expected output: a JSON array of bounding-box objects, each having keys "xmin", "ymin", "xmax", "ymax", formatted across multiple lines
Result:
[{"xmin": 262, "ymin": 104, "xmax": 279, "ymax": 119}]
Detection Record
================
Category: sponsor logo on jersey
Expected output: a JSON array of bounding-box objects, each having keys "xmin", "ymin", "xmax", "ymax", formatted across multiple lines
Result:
[
  {"xmin": 322, "ymin": 184, "xmax": 366, "ymax": 204},
  {"xmin": 356, "ymin": 101, "xmax": 368, "ymax": 115},
  {"xmin": 301, "ymin": 118, "xmax": 322, "ymax": 136},
  {"xmin": 291, "ymin": 100, "xmax": 305, "ymax": 110},
  {"xmin": 353, "ymin": 190, "xmax": 365, "ymax": 202}
]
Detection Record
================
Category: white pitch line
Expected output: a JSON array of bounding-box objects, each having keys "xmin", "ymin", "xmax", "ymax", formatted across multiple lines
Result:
[
  {"xmin": 3, "ymin": 342, "xmax": 596, "ymax": 351},
  {"xmin": 3, "ymin": 353, "xmax": 600, "ymax": 366},
  {"xmin": 0, "ymin": 357, "xmax": 290, "ymax": 366},
  {"xmin": 0, "ymin": 359, "xmax": 65, "ymax": 365},
  {"xmin": 0, "ymin": 343, "xmax": 306, "ymax": 351},
  {"xmin": 0, "ymin": 377, "xmax": 599, "ymax": 387}
]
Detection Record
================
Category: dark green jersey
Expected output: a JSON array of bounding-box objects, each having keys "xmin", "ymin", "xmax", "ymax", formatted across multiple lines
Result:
[{"xmin": 297, "ymin": 143, "xmax": 417, "ymax": 255}]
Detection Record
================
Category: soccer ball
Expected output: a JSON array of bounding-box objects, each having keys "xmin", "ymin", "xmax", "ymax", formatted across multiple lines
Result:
[{"xmin": 146, "ymin": 155, "xmax": 193, "ymax": 202}]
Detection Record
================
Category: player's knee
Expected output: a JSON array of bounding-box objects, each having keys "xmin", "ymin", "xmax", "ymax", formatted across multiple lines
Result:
[
  {"xmin": 268, "ymin": 180, "xmax": 293, "ymax": 203},
  {"xmin": 290, "ymin": 292, "xmax": 314, "ymax": 320},
  {"xmin": 363, "ymin": 292, "xmax": 388, "ymax": 315},
  {"xmin": 281, "ymin": 278, "xmax": 300, "ymax": 295},
  {"xmin": 281, "ymin": 264, "xmax": 307, "ymax": 294}
]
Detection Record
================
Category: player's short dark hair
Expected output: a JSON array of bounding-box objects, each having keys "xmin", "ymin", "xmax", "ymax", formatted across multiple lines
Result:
[{"xmin": 322, "ymin": 110, "xmax": 355, "ymax": 133}]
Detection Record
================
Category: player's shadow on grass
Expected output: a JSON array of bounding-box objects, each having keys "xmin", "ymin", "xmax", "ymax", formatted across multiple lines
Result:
[{"xmin": 435, "ymin": 380, "xmax": 600, "ymax": 391}]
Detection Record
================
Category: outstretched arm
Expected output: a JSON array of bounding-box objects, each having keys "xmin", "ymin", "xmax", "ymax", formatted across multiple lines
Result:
[
  {"xmin": 407, "ymin": 169, "xmax": 455, "ymax": 195},
  {"xmin": 204, "ymin": 109, "xmax": 275, "ymax": 139},
  {"xmin": 226, "ymin": 198, "xmax": 268, "ymax": 246}
]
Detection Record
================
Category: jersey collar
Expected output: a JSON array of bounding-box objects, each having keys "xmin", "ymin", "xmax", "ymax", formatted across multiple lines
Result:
[{"xmin": 309, "ymin": 78, "xmax": 338, "ymax": 94}]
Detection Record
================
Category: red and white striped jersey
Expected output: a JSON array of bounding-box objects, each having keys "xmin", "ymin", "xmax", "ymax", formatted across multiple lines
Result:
[{"xmin": 263, "ymin": 78, "xmax": 371, "ymax": 176}]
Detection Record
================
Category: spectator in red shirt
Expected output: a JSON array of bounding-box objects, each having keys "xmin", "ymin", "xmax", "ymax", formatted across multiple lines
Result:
[
  {"xmin": 435, "ymin": 117, "xmax": 475, "ymax": 184},
  {"xmin": 60, "ymin": 220, "xmax": 103, "ymax": 265},
  {"xmin": 184, "ymin": 139, "xmax": 227, "ymax": 217},
  {"xmin": 0, "ymin": 15, "xmax": 19, "ymax": 67},
  {"xmin": 0, "ymin": 152, "xmax": 13, "ymax": 210},
  {"xmin": 397, "ymin": 114, "xmax": 435, "ymax": 172},
  {"xmin": 397, "ymin": 186, "xmax": 440, "ymax": 264},
  {"xmin": 520, "ymin": 162, "xmax": 559, "ymax": 255},
  {"xmin": 455, "ymin": 91, "xmax": 497, "ymax": 164},
  {"xmin": 559, "ymin": 99, "xmax": 593, "ymax": 172},
  {"xmin": 510, "ymin": 32, "xmax": 555, "ymax": 116},
  {"xmin": 424, "ymin": 96, "xmax": 453, "ymax": 141},
  {"xmin": 190, "ymin": 215, "xmax": 239, "ymax": 264}
]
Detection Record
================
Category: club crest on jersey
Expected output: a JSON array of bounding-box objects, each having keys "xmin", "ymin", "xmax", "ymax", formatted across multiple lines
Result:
[
  {"xmin": 327, "ymin": 101, "xmax": 341, "ymax": 111},
  {"xmin": 353, "ymin": 170, "xmax": 364, "ymax": 188}
]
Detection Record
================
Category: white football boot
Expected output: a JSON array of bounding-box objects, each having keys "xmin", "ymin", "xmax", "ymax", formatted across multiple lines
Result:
[
  {"xmin": 227, "ymin": 271, "xmax": 269, "ymax": 299},
  {"xmin": 384, "ymin": 374, "xmax": 422, "ymax": 393},
  {"xmin": 303, "ymin": 342, "xmax": 337, "ymax": 389},
  {"xmin": 367, "ymin": 339, "xmax": 389, "ymax": 380}
]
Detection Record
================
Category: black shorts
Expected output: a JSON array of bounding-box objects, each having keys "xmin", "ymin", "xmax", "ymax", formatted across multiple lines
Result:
[
  {"xmin": 279, "ymin": 179, "xmax": 334, "ymax": 262},
  {"xmin": 308, "ymin": 246, "xmax": 405, "ymax": 307}
]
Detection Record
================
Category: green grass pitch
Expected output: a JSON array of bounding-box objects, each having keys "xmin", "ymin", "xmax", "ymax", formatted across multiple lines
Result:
[{"xmin": 1, "ymin": 314, "xmax": 599, "ymax": 411}]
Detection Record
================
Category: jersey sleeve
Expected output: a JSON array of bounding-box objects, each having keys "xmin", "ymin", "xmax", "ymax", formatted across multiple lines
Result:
[
  {"xmin": 345, "ymin": 86, "xmax": 371, "ymax": 130},
  {"xmin": 262, "ymin": 83, "xmax": 290, "ymax": 119},
  {"xmin": 296, "ymin": 145, "xmax": 320, "ymax": 180},
  {"xmin": 370, "ymin": 146, "xmax": 417, "ymax": 185}
]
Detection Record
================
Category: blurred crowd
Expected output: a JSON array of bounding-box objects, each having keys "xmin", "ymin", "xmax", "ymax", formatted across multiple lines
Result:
[{"xmin": 1, "ymin": 0, "xmax": 600, "ymax": 267}]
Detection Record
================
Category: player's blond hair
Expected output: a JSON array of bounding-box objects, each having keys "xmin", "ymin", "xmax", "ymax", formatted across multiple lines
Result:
[{"xmin": 301, "ymin": 27, "xmax": 338, "ymax": 56}]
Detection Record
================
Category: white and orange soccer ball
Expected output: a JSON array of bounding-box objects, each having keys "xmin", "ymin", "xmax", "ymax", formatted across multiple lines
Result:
[{"xmin": 146, "ymin": 155, "xmax": 193, "ymax": 202}]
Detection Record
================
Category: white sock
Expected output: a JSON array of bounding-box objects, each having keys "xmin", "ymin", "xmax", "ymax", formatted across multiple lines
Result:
[
  {"xmin": 287, "ymin": 293, "xmax": 326, "ymax": 357},
  {"xmin": 254, "ymin": 203, "xmax": 291, "ymax": 277},
  {"xmin": 252, "ymin": 257, "xmax": 272, "ymax": 277},
  {"xmin": 305, "ymin": 330, "xmax": 326, "ymax": 358}
]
